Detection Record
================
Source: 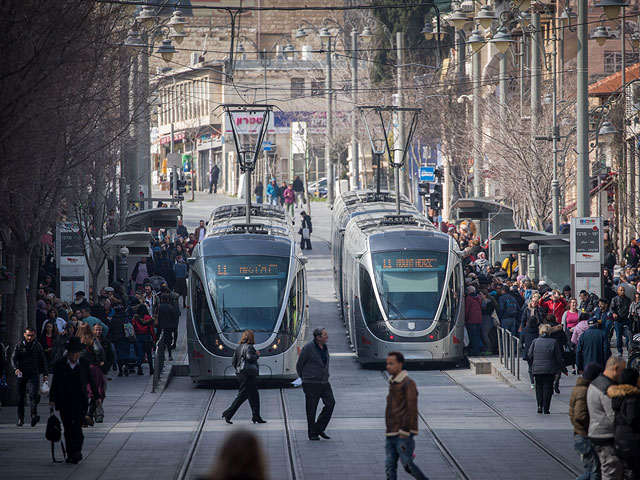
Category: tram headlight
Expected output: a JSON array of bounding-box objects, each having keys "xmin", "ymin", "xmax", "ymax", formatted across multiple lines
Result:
[{"xmin": 272, "ymin": 344, "xmax": 278, "ymax": 350}]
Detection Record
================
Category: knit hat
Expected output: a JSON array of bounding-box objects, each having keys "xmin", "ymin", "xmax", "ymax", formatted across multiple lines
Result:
[{"xmin": 583, "ymin": 362, "xmax": 603, "ymax": 382}]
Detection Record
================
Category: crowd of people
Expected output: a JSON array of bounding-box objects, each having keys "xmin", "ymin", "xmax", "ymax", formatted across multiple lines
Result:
[
  {"xmin": 451, "ymin": 220, "xmax": 640, "ymax": 479},
  {"xmin": 1, "ymin": 219, "xmax": 207, "ymax": 464}
]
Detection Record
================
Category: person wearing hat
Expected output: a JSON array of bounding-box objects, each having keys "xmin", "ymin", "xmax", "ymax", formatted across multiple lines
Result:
[
  {"xmin": 71, "ymin": 291, "xmax": 90, "ymax": 312},
  {"xmin": 49, "ymin": 337, "xmax": 100, "ymax": 464},
  {"xmin": 569, "ymin": 362, "xmax": 603, "ymax": 480},
  {"xmin": 576, "ymin": 317, "xmax": 612, "ymax": 374}
]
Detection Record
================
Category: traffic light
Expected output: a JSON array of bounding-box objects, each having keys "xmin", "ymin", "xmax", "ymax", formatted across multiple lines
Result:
[
  {"xmin": 430, "ymin": 183, "xmax": 443, "ymax": 210},
  {"xmin": 418, "ymin": 182, "xmax": 429, "ymax": 196},
  {"xmin": 170, "ymin": 172, "xmax": 187, "ymax": 198}
]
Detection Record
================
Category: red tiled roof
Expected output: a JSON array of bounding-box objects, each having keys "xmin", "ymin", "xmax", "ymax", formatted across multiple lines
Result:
[{"xmin": 589, "ymin": 63, "xmax": 640, "ymax": 96}]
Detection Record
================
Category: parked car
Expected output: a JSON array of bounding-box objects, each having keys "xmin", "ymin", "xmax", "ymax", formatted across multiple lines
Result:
[{"xmin": 307, "ymin": 177, "xmax": 327, "ymax": 197}]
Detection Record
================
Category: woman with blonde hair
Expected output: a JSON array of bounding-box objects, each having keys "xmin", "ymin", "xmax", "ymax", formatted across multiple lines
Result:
[
  {"xmin": 222, "ymin": 330, "xmax": 265, "ymax": 424},
  {"xmin": 76, "ymin": 323, "xmax": 105, "ymax": 425}
]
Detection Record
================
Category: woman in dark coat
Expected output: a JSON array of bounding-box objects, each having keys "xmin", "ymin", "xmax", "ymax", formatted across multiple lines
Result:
[
  {"xmin": 299, "ymin": 211, "xmax": 313, "ymax": 250},
  {"xmin": 608, "ymin": 368, "xmax": 640, "ymax": 478},
  {"xmin": 222, "ymin": 330, "xmax": 265, "ymax": 424},
  {"xmin": 521, "ymin": 316, "xmax": 539, "ymax": 388},
  {"xmin": 528, "ymin": 324, "xmax": 567, "ymax": 414}
]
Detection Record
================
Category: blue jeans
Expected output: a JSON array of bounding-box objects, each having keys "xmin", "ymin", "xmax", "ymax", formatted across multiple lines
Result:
[
  {"xmin": 256, "ymin": 195, "xmax": 263, "ymax": 204},
  {"xmin": 269, "ymin": 195, "xmax": 277, "ymax": 205},
  {"xmin": 613, "ymin": 321, "xmax": 630, "ymax": 354},
  {"xmin": 501, "ymin": 317, "xmax": 516, "ymax": 335},
  {"xmin": 466, "ymin": 323, "xmax": 482, "ymax": 355},
  {"xmin": 135, "ymin": 332, "xmax": 154, "ymax": 370},
  {"xmin": 574, "ymin": 434, "xmax": 600, "ymax": 480},
  {"xmin": 385, "ymin": 435, "xmax": 429, "ymax": 480}
]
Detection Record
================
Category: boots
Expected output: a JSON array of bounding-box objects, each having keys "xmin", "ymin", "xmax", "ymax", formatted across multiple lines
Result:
[{"xmin": 137, "ymin": 366, "xmax": 143, "ymax": 375}]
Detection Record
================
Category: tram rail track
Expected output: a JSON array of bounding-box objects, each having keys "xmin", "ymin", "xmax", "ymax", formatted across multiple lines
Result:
[
  {"xmin": 177, "ymin": 388, "xmax": 217, "ymax": 480},
  {"xmin": 441, "ymin": 371, "xmax": 581, "ymax": 478}
]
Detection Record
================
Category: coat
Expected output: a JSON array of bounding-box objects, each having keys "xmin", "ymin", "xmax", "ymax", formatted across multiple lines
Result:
[
  {"xmin": 231, "ymin": 343, "xmax": 259, "ymax": 376},
  {"xmin": 587, "ymin": 374, "xmax": 617, "ymax": 441},
  {"xmin": 569, "ymin": 377, "xmax": 592, "ymax": 437},
  {"xmin": 50, "ymin": 356, "xmax": 98, "ymax": 411},
  {"xmin": 579, "ymin": 293, "xmax": 599, "ymax": 314},
  {"xmin": 11, "ymin": 339, "xmax": 48, "ymax": 377},
  {"xmin": 520, "ymin": 305, "xmax": 548, "ymax": 330},
  {"xmin": 385, "ymin": 370, "xmax": 419, "ymax": 437},
  {"xmin": 464, "ymin": 294, "xmax": 482, "ymax": 325},
  {"xmin": 541, "ymin": 297, "xmax": 567, "ymax": 320},
  {"xmin": 576, "ymin": 326, "xmax": 611, "ymax": 371},
  {"xmin": 157, "ymin": 302, "xmax": 179, "ymax": 329},
  {"xmin": 527, "ymin": 335, "xmax": 566, "ymax": 375},
  {"xmin": 608, "ymin": 383, "xmax": 640, "ymax": 464},
  {"xmin": 283, "ymin": 187, "xmax": 295, "ymax": 204},
  {"xmin": 610, "ymin": 294, "xmax": 631, "ymax": 321},
  {"xmin": 520, "ymin": 322, "xmax": 539, "ymax": 360},
  {"xmin": 296, "ymin": 340, "xmax": 330, "ymax": 384}
]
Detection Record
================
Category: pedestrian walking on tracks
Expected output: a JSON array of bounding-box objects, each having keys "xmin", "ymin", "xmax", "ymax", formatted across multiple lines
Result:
[
  {"xmin": 49, "ymin": 337, "xmax": 99, "ymax": 464},
  {"xmin": 11, "ymin": 327, "xmax": 48, "ymax": 427},
  {"xmin": 527, "ymin": 323, "xmax": 567, "ymax": 414},
  {"xmin": 296, "ymin": 327, "xmax": 334, "ymax": 440},
  {"xmin": 222, "ymin": 330, "xmax": 265, "ymax": 424},
  {"xmin": 384, "ymin": 351, "xmax": 429, "ymax": 480}
]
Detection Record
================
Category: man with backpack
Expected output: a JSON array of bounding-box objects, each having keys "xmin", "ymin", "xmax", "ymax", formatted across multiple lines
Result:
[{"xmin": 497, "ymin": 284, "xmax": 519, "ymax": 335}]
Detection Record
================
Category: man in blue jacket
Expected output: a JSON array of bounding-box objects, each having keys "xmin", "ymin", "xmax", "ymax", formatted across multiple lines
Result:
[{"xmin": 576, "ymin": 318, "xmax": 611, "ymax": 374}]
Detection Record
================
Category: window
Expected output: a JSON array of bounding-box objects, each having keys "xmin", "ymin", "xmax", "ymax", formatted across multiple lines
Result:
[
  {"xmin": 604, "ymin": 51, "xmax": 637, "ymax": 75},
  {"xmin": 311, "ymin": 80, "xmax": 324, "ymax": 96},
  {"xmin": 291, "ymin": 77, "xmax": 305, "ymax": 99}
]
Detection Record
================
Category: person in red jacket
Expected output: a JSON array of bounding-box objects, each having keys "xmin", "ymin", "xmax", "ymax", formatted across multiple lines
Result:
[
  {"xmin": 465, "ymin": 286, "xmax": 483, "ymax": 356},
  {"xmin": 541, "ymin": 289, "xmax": 567, "ymax": 321}
]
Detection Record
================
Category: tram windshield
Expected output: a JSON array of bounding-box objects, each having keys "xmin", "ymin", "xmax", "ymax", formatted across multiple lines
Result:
[
  {"xmin": 205, "ymin": 255, "xmax": 290, "ymax": 333},
  {"xmin": 371, "ymin": 250, "xmax": 448, "ymax": 331}
]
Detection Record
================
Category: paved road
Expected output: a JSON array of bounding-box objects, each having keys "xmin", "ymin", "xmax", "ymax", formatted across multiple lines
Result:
[{"xmin": 0, "ymin": 191, "xmax": 582, "ymax": 479}]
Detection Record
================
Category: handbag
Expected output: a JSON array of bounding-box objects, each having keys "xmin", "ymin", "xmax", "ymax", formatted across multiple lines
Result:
[
  {"xmin": 302, "ymin": 227, "xmax": 310, "ymax": 240},
  {"xmin": 491, "ymin": 310, "xmax": 500, "ymax": 328},
  {"xmin": 45, "ymin": 407, "xmax": 66, "ymax": 463},
  {"xmin": 123, "ymin": 322, "xmax": 136, "ymax": 343},
  {"xmin": 239, "ymin": 345, "xmax": 259, "ymax": 376},
  {"xmin": 40, "ymin": 380, "xmax": 50, "ymax": 395}
]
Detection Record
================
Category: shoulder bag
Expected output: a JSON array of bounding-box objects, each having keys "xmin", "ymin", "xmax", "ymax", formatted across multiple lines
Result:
[{"xmin": 239, "ymin": 345, "xmax": 259, "ymax": 376}]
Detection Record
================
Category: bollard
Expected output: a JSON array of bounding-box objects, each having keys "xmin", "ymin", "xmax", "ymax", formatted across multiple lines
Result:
[
  {"xmin": 497, "ymin": 327, "xmax": 503, "ymax": 364},
  {"xmin": 516, "ymin": 338, "xmax": 521, "ymax": 381}
]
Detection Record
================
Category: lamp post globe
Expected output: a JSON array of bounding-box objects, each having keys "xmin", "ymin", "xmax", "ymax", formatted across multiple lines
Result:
[
  {"xmin": 595, "ymin": 0, "xmax": 629, "ymax": 20},
  {"xmin": 490, "ymin": 27, "xmax": 514, "ymax": 54}
]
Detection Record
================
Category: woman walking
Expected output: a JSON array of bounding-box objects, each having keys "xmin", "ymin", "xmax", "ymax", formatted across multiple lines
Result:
[
  {"xmin": 174, "ymin": 255, "xmax": 188, "ymax": 309},
  {"xmin": 299, "ymin": 211, "xmax": 312, "ymax": 250},
  {"xmin": 222, "ymin": 330, "xmax": 265, "ymax": 424},
  {"xmin": 283, "ymin": 183, "xmax": 295, "ymax": 217},
  {"xmin": 479, "ymin": 290, "xmax": 496, "ymax": 355},
  {"xmin": 528, "ymin": 323, "xmax": 567, "ymax": 414},
  {"xmin": 132, "ymin": 305, "xmax": 156, "ymax": 376},
  {"xmin": 77, "ymin": 324, "xmax": 105, "ymax": 426},
  {"xmin": 521, "ymin": 316, "xmax": 539, "ymax": 389},
  {"xmin": 39, "ymin": 320, "xmax": 58, "ymax": 369}
]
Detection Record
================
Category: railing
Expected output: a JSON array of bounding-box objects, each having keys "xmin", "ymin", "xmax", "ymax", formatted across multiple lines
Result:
[
  {"xmin": 152, "ymin": 332, "xmax": 165, "ymax": 393},
  {"xmin": 496, "ymin": 326, "xmax": 521, "ymax": 381}
]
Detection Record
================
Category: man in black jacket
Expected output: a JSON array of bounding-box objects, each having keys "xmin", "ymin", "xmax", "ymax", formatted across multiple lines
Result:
[
  {"xmin": 579, "ymin": 290, "xmax": 600, "ymax": 314},
  {"xmin": 610, "ymin": 286, "xmax": 632, "ymax": 356},
  {"xmin": 299, "ymin": 211, "xmax": 313, "ymax": 250},
  {"xmin": 11, "ymin": 327, "xmax": 48, "ymax": 426},
  {"xmin": 50, "ymin": 337, "xmax": 99, "ymax": 464},
  {"xmin": 157, "ymin": 294, "xmax": 179, "ymax": 360},
  {"xmin": 296, "ymin": 327, "xmax": 335, "ymax": 441}
]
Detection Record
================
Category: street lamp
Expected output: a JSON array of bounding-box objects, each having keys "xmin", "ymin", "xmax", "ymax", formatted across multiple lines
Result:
[
  {"xmin": 468, "ymin": 27, "xmax": 484, "ymax": 197},
  {"xmin": 137, "ymin": 6, "xmax": 159, "ymax": 28},
  {"xmin": 167, "ymin": 9, "xmax": 187, "ymax": 34},
  {"xmin": 156, "ymin": 39, "xmax": 177, "ymax": 63},
  {"xmin": 475, "ymin": 5, "xmax": 496, "ymax": 30},
  {"xmin": 598, "ymin": 121, "xmax": 618, "ymax": 143},
  {"xmin": 468, "ymin": 29, "xmax": 485, "ymax": 53},
  {"xmin": 283, "ymin": 43, "xmax": 295, "ymax": 60},
  {"xmin": 360, "ymin": 26, "xmax": 374, "ymax": 42},
  {"xmin": 421, "ymin": 23, "xmax": 434, "ymax": 40},
  {"xmin": 449, "ymin": 8, "xmax": 470, "ymax": 30},
  {"xmin": 591, "ymin": 24, "xmax": 613, "ymax": 46},
  {"xmin": 595, "ymin": 0, "xmax": 629, "ymax": 20},
  {"xmin": 490, "ymin": 27, "xmax": 514, "ymax": 54}
]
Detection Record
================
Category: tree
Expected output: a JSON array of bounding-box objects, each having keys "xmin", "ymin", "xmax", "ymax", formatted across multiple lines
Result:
[{"xmin": 0, "ymin": 0, "xmax": 133, "ymax": 403}]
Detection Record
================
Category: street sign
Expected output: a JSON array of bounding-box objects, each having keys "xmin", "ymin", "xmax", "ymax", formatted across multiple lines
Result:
[
  {"xmin": 419, "ymin": 166, "xmax": 435, "ymax": 182},
  {"xmin": 570, "ymin": 217, "xmax": 604, "ymax": 298},
  {"xmin": 262, "ymin": 140, "xmax": 272, "ymax": 151}
]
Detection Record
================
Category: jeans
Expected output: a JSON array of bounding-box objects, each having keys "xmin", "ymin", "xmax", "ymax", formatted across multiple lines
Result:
[
  {"xmin": 613, "ymin": 321, "xmax": 630, "ymax": 354},
  {"xmin": 256, "ymin": 195, "xmax": 263, "ymax": 204},
  {"xmin": 574, "ymin": 434, "xmax": 600, "ymax": 480},
  {"xmin": 300, "ymin": 236, "xmax": 312, "ymax": 250},
  {"xmin": 501, "ymin": 317, "xmax": 517, "ymax": 335},
  {"xmin": 526, "ymin": 359, "xmax": 534, "ymax": 384},
  {"xmin": 302, "ymin": 383, "xmax": 335, "ymax": 436},
  {"xmin": 269, "ymin": 195, "xmax": 278, "ymax": 205},
  {"xmin": 593, "ymin": 443, "xmax": 624, "ymax": 480},
  {"xmin": 534, "ymin": 373, "xmax": 555, "ymax": 412},
  {"xmin": 135, "ymin": 332, "xmax": 154, "ymax": 371},
  {"xmin": 385, "ymin": 435, "xmax": 429, "ymax": 480},
  {"xmin": 294, "ymin": 191, "xmax": 303, "ymax": 207},
  {"xmin": 466, "ymin": 323, "xmax": 482, "ymax": 355},
  {"xmin": 286, "ymin": 202, "xmax": 294, "ymax": 217},
  {"xmin": 17, "ymin": 373, "xmax": 40, "ymax": 419},
  {"xmin": 223, "ymin": 373, "xmax": 260, "ymax": 420},
  {"xmin": 481, "ymin": 320, "xmax": 493, "ymax": 353}
]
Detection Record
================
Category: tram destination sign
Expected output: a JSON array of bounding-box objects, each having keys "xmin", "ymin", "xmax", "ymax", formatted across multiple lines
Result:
[
  {"xmin": 575, "ymin": 227, "xmax": 600, "ymax": 253},
  {"xmin": 376, "ymin": 252, "xmax": 442, "ymax": 270},
  {"xmin": 216, "ymin": 263, "xmax": 281, "ymax": 276}
]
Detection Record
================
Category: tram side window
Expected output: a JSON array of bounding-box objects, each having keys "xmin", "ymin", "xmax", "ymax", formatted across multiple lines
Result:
[
  {"xmin": 359, "ymin": 265, "xmax": 383, "ymax": 324},
  {"xmin": 193, "ymin": 273, "xmax": 215, "ymax": 335},
  {"xmin": 282, "ymin": 273, "xmax": 298, "ymax": 335},
  {"xmin": 442, "ymin": 264, "xmax": 461, "ymax": 324}
]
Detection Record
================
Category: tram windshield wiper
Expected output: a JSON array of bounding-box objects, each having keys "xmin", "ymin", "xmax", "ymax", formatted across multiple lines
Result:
[
  {"xmin": 386, "ymin": 299, "xmax": 407, "ymax": 321},
  {"xmin": 220, "ymin": 294, "xmax": 241, "ymax": 332}
]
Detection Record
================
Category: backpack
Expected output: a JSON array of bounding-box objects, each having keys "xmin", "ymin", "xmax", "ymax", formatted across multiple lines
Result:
[
  {"xmin": 45, "ymin": 408, "xmax": 66, "ymax": 463},
  {"xmin": 504, "ymin": 294, "xmax": 519, "ymax": 317}
]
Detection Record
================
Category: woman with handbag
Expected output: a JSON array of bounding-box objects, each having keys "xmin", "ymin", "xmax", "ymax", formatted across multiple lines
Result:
[
  {"xmin": 222, "ymin": 330, "xmax": 266, "ymax": 425},
  {"xmin": 299, "ymin": 211, "xmax": 312, "ymax": 250}
]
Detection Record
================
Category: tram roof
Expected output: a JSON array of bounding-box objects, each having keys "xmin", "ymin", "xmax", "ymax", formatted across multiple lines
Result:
[
  {"xmin": 206, "ymin": 204, "xmax": 293, "ymax": 237},
  {"xmin": 337, "ymin": 190, "xmax": 416, "ymax": 212}
]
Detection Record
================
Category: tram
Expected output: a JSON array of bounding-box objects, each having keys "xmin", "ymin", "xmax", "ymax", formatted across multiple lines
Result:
[
  {"xmin": 332, "ymin": 193, "xmax": 464, "ymax": 365},
  {"xmin": 186, "ymin": 204, "xmax": 309, "ymax": 382}
]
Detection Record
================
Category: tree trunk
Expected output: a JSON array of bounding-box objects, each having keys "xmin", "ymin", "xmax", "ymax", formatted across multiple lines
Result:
[
  {"xmin": 27, "ymin": 244, "xmax": 39, "ymax": 328},
  {"xmin": 4, "ymin": 251, "xmax": 31, "ymax": 405}
]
